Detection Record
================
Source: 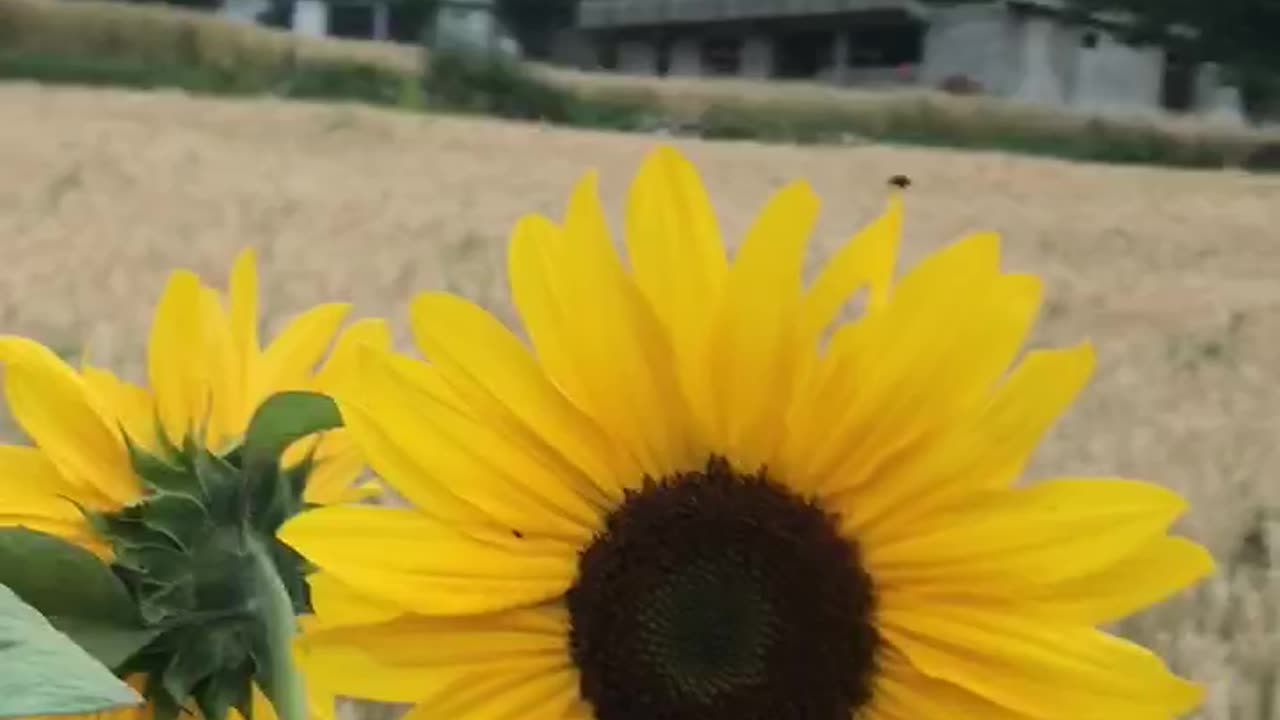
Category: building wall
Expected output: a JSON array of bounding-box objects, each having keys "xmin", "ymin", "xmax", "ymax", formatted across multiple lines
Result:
[
  {"xmin": 616, "ymin": 39, "xmax": 659, "ymax": 74},
  {"xmin": 1070, "ymin": 29, "xmax": 1164, "ymax": 115},
  {"xmin": 740, "ymin": 34, "xmax": 775, "ymax": 78},
  {"xmin": 291, "ymin": 0, "xmax": 329, "ymax": 36},
  {"xmin": 918, "ymin": 4, "xmax": 1019, "ymax": 96},
  {"xmin": 218, "ymin": 0, "xmax": 269, "ymax": 23}
]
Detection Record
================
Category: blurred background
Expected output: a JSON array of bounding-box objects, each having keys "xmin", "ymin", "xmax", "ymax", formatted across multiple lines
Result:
[{"xmin": 1, "ymin": 0, "xmax": 1278, "ymax": 717}]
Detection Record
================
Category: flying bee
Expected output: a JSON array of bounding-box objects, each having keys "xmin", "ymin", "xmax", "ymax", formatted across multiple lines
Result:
[{"xmin": 887, "ymin": 174, "xmax": 912, "ymax": 189}]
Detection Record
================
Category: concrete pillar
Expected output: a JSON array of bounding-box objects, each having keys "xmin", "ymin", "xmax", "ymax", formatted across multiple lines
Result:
[
  {"xmin": 1012, "ymin": 16, "xmax": 1063, "ymax": 105},
  {"xmin": 371, "ymin": 1, "xmax": 390, "ymax": 40},
  {"xmin": 617, "ymin": 39, "xmax": 658, "ymax": 75},
  {"xmin": 829, "ymin": 29, "xmax": 849, "ymax": 85},
  {"xmin": 291, "ymin": 0, "xmax": 329, "ymax": 37},
  {"xmin": 1194, "ymin": 63, "xmax": 1246, "ymax": 124},
  {"xmin": 741, "ymin": 34, "xmax": 774, "ymax": 78},
  {"xmin": 668, "ymin": 36, "xmax": 702, "ymax": 76}
]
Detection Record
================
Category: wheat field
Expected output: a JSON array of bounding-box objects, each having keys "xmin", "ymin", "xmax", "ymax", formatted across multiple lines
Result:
[{"xmin": 1, "ymin": 82, "xmax": 1278, "ymax": 719}]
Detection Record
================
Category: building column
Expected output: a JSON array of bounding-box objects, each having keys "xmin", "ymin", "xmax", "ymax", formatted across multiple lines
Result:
[
  {"xmin": 1194, "ymin": 62, "xmax": 1246, "ymax": 123},
  {"xmin": 371, "ymin": 1, "xmax": 390, "ymax": 40},
  {"xmin": 741, "ymin": 33, "xmax": 774, "ymax": 78},
  {"xmin": 617, "ymin": 39, "xmax": 659, "ymax": 75},
  {"xmin": 1012, "ymin": 16, "xmax": 1063, "ymax": 105},
  {"xmin": 290, "ymin": 0, "xmax": 329, "ymax": 37},
  {"xmin": 828, "ymin": 29, "xmax": 850, "ymax": 85},
  {"xmin": 668, "ymin": 36, "xmax": 702, "ymax": 76}
]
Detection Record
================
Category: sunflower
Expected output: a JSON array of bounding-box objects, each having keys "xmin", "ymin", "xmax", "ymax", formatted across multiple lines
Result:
[
  {"xmin": 0, "ymin": 248, "xmax": 385, "ymax": 720},
  {"xmin": 280, "ymin": 145, "xmax": 1214, "ymax": 720},
  {"xmin": 0, "ymin": 248, "xmax": 383, "ymax": 555}
]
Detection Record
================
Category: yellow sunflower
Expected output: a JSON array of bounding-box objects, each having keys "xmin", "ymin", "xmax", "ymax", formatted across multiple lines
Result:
[
  {"xmin": 280, "ymin": 145, "xmax": 1214, "ymax": 720},
  {"xmin": 0, "ymin": 248, "xmax": 384, "ymax": 720},
  {"xmin": 0, "ymin": 247, "xmax": 385, "ymax": 555}
]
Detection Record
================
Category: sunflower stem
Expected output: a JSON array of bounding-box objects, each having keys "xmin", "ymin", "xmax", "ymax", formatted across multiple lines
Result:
[{"xmin": 246, "ymin": 535, "xmax": 308, "ymax": 720}]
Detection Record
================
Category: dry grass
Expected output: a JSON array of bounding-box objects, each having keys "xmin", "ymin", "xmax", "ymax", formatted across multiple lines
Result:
[
  {"xmin": 1, "ymin": 83, "xmax": 1279, "ymax": 718},
  {"xmin": 6, "ymin": 0, "xmax": 1280, "ymax": 168},
  {"xmin": 544, "ymin": 64, "xmax": 1280, "ymax": 142},
  {"xmin": 0, "ymin": 0, "xmax": 419, "ymax": 73}
]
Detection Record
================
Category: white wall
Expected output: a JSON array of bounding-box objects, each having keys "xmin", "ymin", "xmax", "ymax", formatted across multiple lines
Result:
[
  {"xmin": 1009, "ymin": 15, "xmax": 1069, "ymax": 104},
  {"xmin": 218, "ymin": 0, "xmax": 269, "ymax": 23},
  {"xmin": 1071, "ymin": 29, "xmax": 1164, "ymax": 115},
  {"xmin": 291, "ymin": 0, "xmax": 329, "ymax": 36},
  {"xmin": 919, "ymin": 4, "xmax": 1019, "ymax": 96}
]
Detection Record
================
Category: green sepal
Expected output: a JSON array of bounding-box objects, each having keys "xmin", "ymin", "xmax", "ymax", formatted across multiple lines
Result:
[
  {"xmin": 126, "ymin": 432, "xmax": 203, "ymax": 499},
  {"xmin": 91, "ymin": 508, "xmax": 171, "ymax": 553},
  {"xmin": 162, "ymin": 634, "xmax": 225, "ymax": 705},
  {"xmin": 148, "ymin": 413, "xmax": 188, "ymax": 467},
  {"xmin": 140, "ymin": 491, "xmax": 212, "ymax": 552},
  {"xmin": 145, "ymin": 675, "xmax": 185, "ymax": 720},
  {"xmin": 193, "ymin": 669, "xmax": 252, "ymax": 720},
  {"xmin": 194, "ymin": 446, "xmax": 248, "ymax": 525}
]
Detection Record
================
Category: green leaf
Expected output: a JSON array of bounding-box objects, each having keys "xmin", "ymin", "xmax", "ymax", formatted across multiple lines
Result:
[
  {"xmin": 48, "ymin": 616, "xmax": 161, "ymax": 669},
  {"xmin": 0, "ymin": 528, "xmax": 137, "ymax": 626},
  {"xmin": 0, "ymin": 583, "xmax": 143, "ymax": 718},
  {"xmin": 242, "ymin": 391, "xmax": 342, "ymax": 481}
]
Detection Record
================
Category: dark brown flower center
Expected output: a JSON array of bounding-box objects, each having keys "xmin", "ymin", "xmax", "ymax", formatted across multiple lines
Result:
[{"xmin": 566, "ymin": 457, "xmax": 878, "ymax": 720}]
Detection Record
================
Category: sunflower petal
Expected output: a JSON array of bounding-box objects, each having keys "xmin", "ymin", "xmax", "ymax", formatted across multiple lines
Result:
[
  {"xmin": 708, "ymin": 181, "xmax": 818, "ymax": 468},
  {"xmin": 866, "ymin": 477, "xmax": 1190, "ymax": 589},
  {"xmin": 0, "ymin": 445, "xmax": 97, "ymax": 524},
  {"xmin": 799, "ymin": 191, "xmax": 903, "ymax": 345},
  {"xmin": 835, "ymin": 342, "xmax": 1095, "ymax": 538},
  {"xmin": 623, "ymin": 146, "xmax": 727, "ymax": 436},
  {"xmin": 349, "ymin": 343, "xmax": 604, "ymax": 539},
  {"xmin": 298, "ymin": 433, "xmax": 367, "ymax": 506},
  {"xmin": 147, "ymin": 270, "xmax": 207, "ymax": 447},
  {"xmin": 1029, "ymin": 536, "xmax": 1215, "ymax": 624},
  {"xmin": 229, "ymin": 247, "xmax": 260, "ymax": 376},
  {"xmin": 306, "ymin": 572, "xmax": 403, "ymax": 629},
  {"xmin": 301, "ymin": 606, "xmax": 567, "ymax": 667},
  {"xmin": 279, "ymin": 504, "xmax": 576, "ymax": 616},
  {"xmin": 199, "ymin": 286, "xmax": 241, "ymax": 449},
  {"xmin": 790, "ymin": 235, "xmax": 1042, "ymax": 493},
  {"xmin": 880, "ymin": 606, "xmax": 1204, "ymax": 719},
  {"xmin": 0, "ymin": 337, "xmax": 137, "ymax": 507},
  {"xmin": 416, "ymin": 665, "xmax": 579, "ymax": 720},
  {"xmin": 867, "ymin": 655, "xmax": 1028, "ymax": 720},
  {"xmin": 410, "ymin": 293, "xmax": 625, "ymax": 507},
  {"xmin": 298, "ymin": 608, "xmax": 569, "ymax": 706},
  {"xmin": 511, "ymin": 171, "xmax": 697, "ymax": 477},
  {"xmin": 80, "ymin": 366, "xmax": 156, "ymax": 452},
  {"xmin": 312, "ymin": 318, "xmax": 392, "ymax": 396},
  {"xmin": 252, "ymin": 303, "xmax": 351, "ymax": 404}
]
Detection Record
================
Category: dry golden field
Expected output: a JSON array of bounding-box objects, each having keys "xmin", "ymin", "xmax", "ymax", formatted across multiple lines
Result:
[{"xmin": 1, "ymin": 82, "xmax": 1279, "ymax": 719}]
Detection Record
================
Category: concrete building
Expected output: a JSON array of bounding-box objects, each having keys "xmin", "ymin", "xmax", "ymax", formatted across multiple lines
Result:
[
  {"xmin": 215, "ymin": 0, "xmax": 518, "ymax": 53},
  {"xmin": 576, "ymin": 0, "xmax": 1245, "ymax": 120}
]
